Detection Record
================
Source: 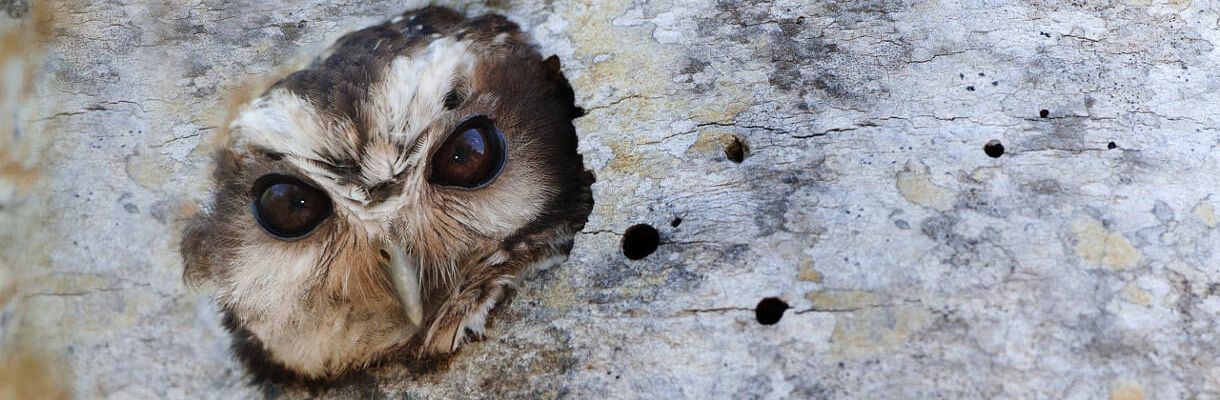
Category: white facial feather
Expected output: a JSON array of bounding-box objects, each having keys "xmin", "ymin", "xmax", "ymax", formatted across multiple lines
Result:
[
  {"xmin": 218, "ymin": 235, "xmax": 407, "ymax": 376},
  {"xmin": 366, "ymin": 38, "xmax": 476, "ymax": 158}
]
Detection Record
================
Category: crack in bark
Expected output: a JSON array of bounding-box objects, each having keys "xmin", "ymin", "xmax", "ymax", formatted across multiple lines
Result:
[
  {"xmin": 583, "ymin": 94, "xmax": 666, "ymax": 114},
  {"xmin": 909, "ymin": 50, "xmax": 968, "ymax": 64},
  {"xmin": 682, "ymin": 299, "xmax": 924, "ymax": 316}
]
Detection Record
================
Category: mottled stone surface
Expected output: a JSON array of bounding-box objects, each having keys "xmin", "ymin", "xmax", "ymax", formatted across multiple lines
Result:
[{"xmin": 3, "ymin": 0, "xmax": 1220, "ymax": 398}]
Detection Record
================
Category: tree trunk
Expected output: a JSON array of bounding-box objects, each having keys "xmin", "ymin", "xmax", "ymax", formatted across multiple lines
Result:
[{"xmin": 3, "ymin": 0, "xmax": 1219, "ymax": 398}]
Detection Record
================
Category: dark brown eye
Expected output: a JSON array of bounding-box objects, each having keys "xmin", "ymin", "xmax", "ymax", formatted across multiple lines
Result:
[
  {"xmin": 429, "ymin": 115, "xmax": 506, "ymax": 189},
  {"xmin": 251, "ymin": 175, "xmax": 333, "ymax": 240}
]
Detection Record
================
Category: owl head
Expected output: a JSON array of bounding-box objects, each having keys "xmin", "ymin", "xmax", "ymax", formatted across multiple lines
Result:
[{"xmin": 180, "ymin": 6, "xmax": 592, "ymax": 382}]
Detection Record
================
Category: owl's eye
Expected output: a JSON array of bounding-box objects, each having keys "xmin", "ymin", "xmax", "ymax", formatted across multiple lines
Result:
[
  {"xmin": 250, "ymin": 175, "xmax": 333, "ymax": 240},
  {"xmin": 428, "ymin": 115, "xmax": 506, "ymax": 189}
]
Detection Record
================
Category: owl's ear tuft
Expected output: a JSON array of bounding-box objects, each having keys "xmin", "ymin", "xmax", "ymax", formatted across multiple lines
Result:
[
  {"xmin": 540, "ymin": 55, "xmax": 584, "ymax": 120},
  {"xmin": 543, "ymin": 55, "xmax": 562, "ymax": 74}
]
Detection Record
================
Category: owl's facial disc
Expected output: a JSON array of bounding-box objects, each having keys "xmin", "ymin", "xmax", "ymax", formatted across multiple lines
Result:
[
  {"xmin": 250, "ymin": 174, "xmax": 334, "ymax": 240},
  {"xmin": 181, "ymin": 5, "xmax": 595, "ymax": 382},
  {"xmin": 427, "ymin": 115, "xmax": 506, "ymax": 189}
]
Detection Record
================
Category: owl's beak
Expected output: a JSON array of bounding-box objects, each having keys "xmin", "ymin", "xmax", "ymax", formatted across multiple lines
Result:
[{"xmin": 382, "ymin": 242, "xmax": 424, "ymax": 327}]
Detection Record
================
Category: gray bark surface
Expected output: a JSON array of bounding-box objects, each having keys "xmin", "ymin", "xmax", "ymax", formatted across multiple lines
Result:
[{"xmin": 2, "ymin": 0, "xmax": 1219, "ymax": 398}]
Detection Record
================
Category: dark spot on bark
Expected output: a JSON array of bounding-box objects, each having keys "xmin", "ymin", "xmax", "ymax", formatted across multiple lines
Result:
[
  {"xmin": 755, "ymin": 297, "xmax": 789, "ymax": 325},
  {"xmin": 823, "ymin": 0, "xmax": 904, "ymax": 18},
  {"xmin": 278, "ymin": 21, "xmax": 305, "ymax": 42},
  {"xmin": 1039, "ymin": 109, "xmax": 1050, "ymax": 118},
  {"xmin": 670, "ymin": 217, "xmax": 683, "ymax": 227},
  {"xmin": 1153, "ymin": 200, "xmax": 1175, "ymax": 224},
  {"xmin": 810, "ymin": 74, "xmax": 852, "ymax": 98},
  {"xmin": 984, "ymin": 140, "xmax": 1004, "ymax": 158},
  {"xmin": 183, "ymin": 62, "xmax": 212, "ymax": 79},
  {"xmin": 694, "ymin": 18, "xmax": 721, "ymax": 38},
  {"xmin": 955, "ymin": 186, "xmax": 1009, "ymax": 219},
  {"xmin": 682, "ymin": 58, "xmax": 715, "ymax": 93},
  {"xmin": 769, "ymin": 62, "xmax": 802, "ymax": 92},
  {"xmin": 622, "ymin": 224, "xmax": 660, "ymax": 260},
  {"xmin": 966, "ymin": 85, "xmax": 975, "ymax": 91},
  {"xmin": 681, "ymin": 58, "xmax": 709, "ymax": 75},
  {"xmin": 150, "ymin": 200, "xmax": 172, "ymax": 224},
  {"xmin": 787, "ymin": 378, "xmax": 831, "ymax": 399},
  {"xmin": 779, "ymin": 19, "xmax": 803, "ymax": 38},
  {"xmin": 920, "ymin": 214, "xmax": 958, "ymax": 242},
  {"xmin": 1108, "ymin": 141, "xmax": 1117, "ymax": 149},
  {"xmin": 692, "ymin": 82, "xmax": 716, "ymax": 94}
]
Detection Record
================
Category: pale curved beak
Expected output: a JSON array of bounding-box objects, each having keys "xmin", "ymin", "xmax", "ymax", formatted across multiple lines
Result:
[{"xmin": 382, "ymin": 242, "xmax": 424, "ymax": 327}]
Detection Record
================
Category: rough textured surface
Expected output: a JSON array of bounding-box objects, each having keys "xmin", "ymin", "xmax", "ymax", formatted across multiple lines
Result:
[{"xmin": 3, "ymin": 0, "xmax": 1220, "ymax": 398}]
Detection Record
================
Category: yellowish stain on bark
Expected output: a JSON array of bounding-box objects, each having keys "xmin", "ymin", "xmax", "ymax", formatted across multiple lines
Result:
[
  {"xmin": 896, "ymin": 161, "xmax": 953, "ymax": 211},
  {"xmin": 806, "ymin": 290, "xmax": 881, "ymax": 311},
  {"xmin": 797, "ymin": 258, "xmax": 822, "ymax": 283},
  {"xmin": 1193, "ymin": 202, "xmax": 1216, "ymax": 228},
  {"xmin": 829, "ymin": 305, "xmax": 932, "ymax": 359},
  {"xmin": 1121, "ymin": 282, "xmax": 1152, "ymax": 306},
  {"xmin": 1110, "ymin": 381, "xmax": 1145, "ymax": 400},
  {"xmin": 1071, "ymin": 217, "xmax": 1141, "ymax": 271}
]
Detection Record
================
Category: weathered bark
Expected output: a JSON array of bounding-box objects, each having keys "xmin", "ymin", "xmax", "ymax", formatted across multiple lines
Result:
[{"xmin": 3, "ymin": 0, "xmax": 1220, "ymax": 398}]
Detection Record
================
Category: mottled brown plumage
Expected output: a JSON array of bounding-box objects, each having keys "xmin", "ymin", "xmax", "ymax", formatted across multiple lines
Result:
[{"xmin": 180, "ymin": 6, "xmax": 592, "ymax": 384}]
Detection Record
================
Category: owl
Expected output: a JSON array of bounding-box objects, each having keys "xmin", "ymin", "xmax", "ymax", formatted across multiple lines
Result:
[{"xmin": 180, "ymin": 6, "xmax": 593, "ymax": 383}]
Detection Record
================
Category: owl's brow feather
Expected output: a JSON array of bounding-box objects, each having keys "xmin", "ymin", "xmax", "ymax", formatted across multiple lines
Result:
[
  {"xmin": 243, "ymin": 145, "xmax": 353, "ymax": 182},
  {"xmin": 290, "ymin": 128, "xmax": 428, "ymax": 181}
]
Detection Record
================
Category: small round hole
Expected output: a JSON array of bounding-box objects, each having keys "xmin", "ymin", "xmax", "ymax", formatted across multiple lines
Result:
[
  {"xmin": 1039, "ymin": 109, "xmax": 1050, "ymax": 118},
  {"xmin": 621, "ymin": 224, "xmax": 660, "ymax": 260},
  {"xmin": 755, "ymin": 297, "xmax": 789, "ymax": 325},
  {"xmin": 1107, "ymin": 141, "xmax": 1117, "ymax": 150},
  {"xmin": 725, "ymin": 136, "xmax": 748, "ymax": 163},
  {"xmin": 670, "ymin": 217, "xmax": 683, "ymax": 227},
  {"xmin": 983, "ymin": 140, "xmax": 1005, "ymax": 158}
]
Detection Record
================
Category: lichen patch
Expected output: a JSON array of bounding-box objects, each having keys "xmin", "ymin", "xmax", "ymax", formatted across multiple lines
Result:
[
  {"xmin": 1071, "ymin": 217, "xmax": 1141, "ymax": 271},
  {"xmin": 896, "ymin": 161, "xmax": 953, "ymax": 211}
]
